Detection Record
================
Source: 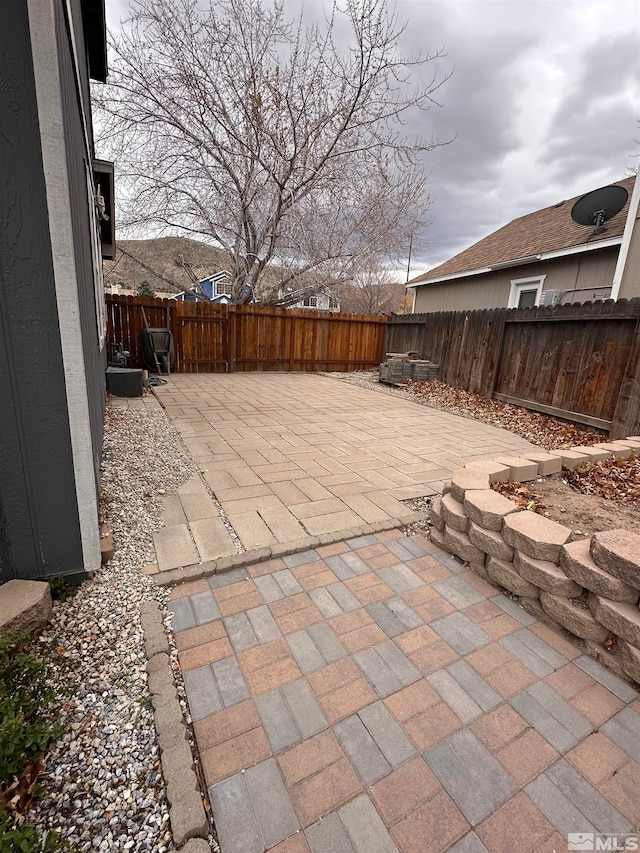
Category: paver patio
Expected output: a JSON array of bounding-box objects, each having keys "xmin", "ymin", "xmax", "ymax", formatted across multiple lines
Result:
[
  {"xmin": 152, "ymin": 374, "xmax": 537, "ymax": 570},
  {"xmin": 169, "ymin": 531, "xmax": 640, "ymax": 853}
]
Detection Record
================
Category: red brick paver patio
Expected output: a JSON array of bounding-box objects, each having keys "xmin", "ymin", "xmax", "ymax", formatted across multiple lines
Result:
[{"xmin": 169, "ymin": 532, "xmax": 640, "ymax": 853}]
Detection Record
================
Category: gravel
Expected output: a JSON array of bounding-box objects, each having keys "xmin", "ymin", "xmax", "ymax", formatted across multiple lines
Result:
[{"xmin": 27, "ymin": 399, "xmax": 212, "ymax": 851}]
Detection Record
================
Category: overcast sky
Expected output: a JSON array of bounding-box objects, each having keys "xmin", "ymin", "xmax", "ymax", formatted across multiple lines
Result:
[{"xmin": 105, "ymin": 0, "xmax": 639, "ymax": 279}]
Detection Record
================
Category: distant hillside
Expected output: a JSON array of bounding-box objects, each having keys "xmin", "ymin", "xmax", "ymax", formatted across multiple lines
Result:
[{"xmin": 103, "ymin": 237, "xmax": 231, "ymax": 294}]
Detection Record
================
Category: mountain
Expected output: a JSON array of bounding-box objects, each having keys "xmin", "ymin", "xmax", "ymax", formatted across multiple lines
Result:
[{"xmin": 103, "ymin": 237, "xmax": 231, "ymax": 294}]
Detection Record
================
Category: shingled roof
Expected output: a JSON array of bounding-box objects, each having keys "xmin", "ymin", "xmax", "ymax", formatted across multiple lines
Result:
[{"xmin": 412, "ymin": 175, "xmax": 635, "ymax": 285}]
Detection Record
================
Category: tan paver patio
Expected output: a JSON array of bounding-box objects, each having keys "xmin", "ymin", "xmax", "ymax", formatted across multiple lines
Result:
[{"xmin": 152, "ymin": 374, "xmax": 537, "ymax": 570}]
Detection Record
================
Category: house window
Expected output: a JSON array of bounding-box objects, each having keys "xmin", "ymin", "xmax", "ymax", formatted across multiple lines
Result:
[
  {"xmin": 216, "ymin": 279, "xmax": 233, "ymax": 296},
  {"xmin": 508, "ymin": 275, "xmax": 546, "ymax": 309},
  {"xmin": 328, "ymin": 296, "xmax": 339, "ymax": 310},
  {"xmin": 303, "ymin": 295, "xmax": 318, "ymax": 308}
]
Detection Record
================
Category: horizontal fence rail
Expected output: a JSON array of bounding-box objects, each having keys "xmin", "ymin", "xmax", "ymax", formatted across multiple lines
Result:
[
  {"xmin": 385, "ymin": 298, "xmax": 640, "ymax": 439},
  {"xmin": 105, "ymin": 295, "xmax": 387, "ymax": 376}
]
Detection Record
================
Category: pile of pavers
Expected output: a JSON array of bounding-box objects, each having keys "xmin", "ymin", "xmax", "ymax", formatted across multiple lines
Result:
[
  {"xmin": 429, "ymin": 436, "xmax": 640, "ymax": 687},
  {"xmin": 379, "ymin": 352, "xmax": 439, "ymax": 385}
]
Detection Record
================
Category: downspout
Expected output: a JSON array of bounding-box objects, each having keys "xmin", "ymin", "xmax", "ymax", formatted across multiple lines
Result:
[{"xmin": 611, "ymin": 173, "xmax": 640, "ymax": 300}]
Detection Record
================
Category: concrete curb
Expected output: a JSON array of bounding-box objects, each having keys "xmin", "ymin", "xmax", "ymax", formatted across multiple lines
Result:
[
  {"xmin": 152, "ymin": 510, "xmax": 426, "ymax": 588},
  {"xmin": 139, "ymin": 600, "xmax": 210, "ymax": 848}
]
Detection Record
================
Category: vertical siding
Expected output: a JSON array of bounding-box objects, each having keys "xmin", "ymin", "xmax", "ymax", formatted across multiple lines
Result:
[
  {"xmin": 54, "ymin": 0, "xmax": 106, "ymax": 484},
  {"xmin": 0, "ymin": 0, "xmax": 83, "ymax": 581}
]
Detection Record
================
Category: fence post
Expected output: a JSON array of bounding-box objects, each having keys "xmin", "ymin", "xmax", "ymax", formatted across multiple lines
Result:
[
  {"xmin": 289, "ymin": 315, "xmax": 296, "ymax": 371},
  {"xmin": 227, "ymin": 304, "xmax": 236, "ymax": 373},
  {"xmin": 610, "ymin": 314, "xmax": 640, "ymax": 438}
]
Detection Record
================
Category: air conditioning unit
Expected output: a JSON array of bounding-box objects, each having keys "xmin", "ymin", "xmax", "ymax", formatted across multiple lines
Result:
[{"xmin": 539, "ymin": 290, "xmax": 558, "ymax": 306}]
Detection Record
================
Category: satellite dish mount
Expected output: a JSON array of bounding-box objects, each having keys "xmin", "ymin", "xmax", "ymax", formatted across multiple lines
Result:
[{"xmin": 571, "ymin": 185, "xmax": 628, "ymax": 237}]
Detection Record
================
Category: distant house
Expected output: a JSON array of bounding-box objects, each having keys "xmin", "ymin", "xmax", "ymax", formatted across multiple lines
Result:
[
  {"xmin": 277, "ymin": 285, "xmax": 340, "ymax": 312},
  {"xmin": 1, "ymin": 0, "xmax": 111, "ymax": 582},
  {"xmin": 409, "ymin": 175, "xmax": 638, "ymax": 313}
]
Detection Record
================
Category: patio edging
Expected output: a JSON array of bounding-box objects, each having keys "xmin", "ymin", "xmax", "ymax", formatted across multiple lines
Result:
[
  {"xmin": 152, "ymin": 510, "xmax": 426, "ymax": 588},
  {"xmin": 139, "ymin": 600, "xmax": 211, "ymax": 849}
]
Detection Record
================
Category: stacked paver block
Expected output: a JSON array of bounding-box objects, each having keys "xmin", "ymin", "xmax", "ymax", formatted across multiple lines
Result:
[{"xmin": 429, "ymin": 452, "xmax": 640, "ymax": 687}]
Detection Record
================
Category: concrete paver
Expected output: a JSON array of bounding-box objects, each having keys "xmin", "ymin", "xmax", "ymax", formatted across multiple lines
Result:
[
  {"xmin": 152, "ymin": 374, "xmax": 536, "ymax": 561},
  {"xmin": 168, "ymin": 530, "xmax": 640, "ymax": 852}
]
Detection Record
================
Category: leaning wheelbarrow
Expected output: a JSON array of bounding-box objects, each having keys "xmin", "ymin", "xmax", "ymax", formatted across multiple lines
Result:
[{"xmin": 141, "ymin": 308, "xmax": 174, "ymax": 374}]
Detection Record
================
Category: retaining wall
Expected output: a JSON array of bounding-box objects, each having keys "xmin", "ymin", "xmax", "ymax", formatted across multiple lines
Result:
[{"xmin": 429, "ymin": 436, "xmax": 640, "ymax": 686}]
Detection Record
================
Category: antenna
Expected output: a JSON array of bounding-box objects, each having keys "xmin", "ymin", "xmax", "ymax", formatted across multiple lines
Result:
[{"xmin": 571, "ymin": 184, "xmax": 628, "ymax": 236}]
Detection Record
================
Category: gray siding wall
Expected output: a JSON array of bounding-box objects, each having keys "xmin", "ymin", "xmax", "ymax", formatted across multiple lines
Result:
[
  {"xmin": 413, "ymin": 248, "xmax": 620, "ymax": 313},
  {"xmin": 0, "ymin": 1, "xmax": 83, "ymax": 582},
  {"xmin": 54, "ymin": 0, "xmax": 106, "ymax": 480}
]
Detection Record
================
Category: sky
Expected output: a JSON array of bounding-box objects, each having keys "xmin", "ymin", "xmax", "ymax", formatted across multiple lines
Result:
[{"xmin": 104, "ymin": 0, "xmax": 640, "ymax": 280}]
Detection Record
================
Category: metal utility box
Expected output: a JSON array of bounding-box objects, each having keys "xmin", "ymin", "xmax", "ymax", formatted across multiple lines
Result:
[{"xmin": 106, "ymin": 367, "xmax": 144, "ymax": 397}]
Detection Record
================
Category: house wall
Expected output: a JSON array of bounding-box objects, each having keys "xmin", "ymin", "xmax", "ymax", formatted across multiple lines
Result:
[
  {"xmin": 0, "ymin": 0, "xmax": 83, "ymax": 582},
  {"xmin": 0, "ymin": 0, "xmax": 105, "ymax": 583},
  {"xmin": 413, "ymin": 247, "xmax": 620, "ymax": 313},
  {"xmin": 617, "ymin": 205, "xmax": 640, "ymax": 301}
]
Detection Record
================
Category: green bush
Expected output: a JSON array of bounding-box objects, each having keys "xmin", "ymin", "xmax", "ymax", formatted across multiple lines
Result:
[
  {"xmin": 0, "ymin": 807, "xmax": 74, "ymax": 852},
  {"xmin": 0, "ymin": 633, "xmax": 61, "ymax": 782},
  {"xmin": 0, "ymin": 633, "xmax": 73, "ymax": 851}
]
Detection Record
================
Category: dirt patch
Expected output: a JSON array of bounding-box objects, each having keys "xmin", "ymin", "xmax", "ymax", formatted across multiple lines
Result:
[{"xmin": 494, "ymin": 475, "xmax": 639, "ymax": 541}]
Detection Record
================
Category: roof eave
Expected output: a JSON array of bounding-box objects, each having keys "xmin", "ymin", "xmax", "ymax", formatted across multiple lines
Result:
[{"xmin": 409, "ymin": 236, "xmax": 622, "ymax": 289}]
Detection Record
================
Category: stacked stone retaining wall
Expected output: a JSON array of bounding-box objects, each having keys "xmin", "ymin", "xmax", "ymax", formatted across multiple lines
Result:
[{"xmin": 429, "ymin": 437, "xmax": 640, "ymax": 686}]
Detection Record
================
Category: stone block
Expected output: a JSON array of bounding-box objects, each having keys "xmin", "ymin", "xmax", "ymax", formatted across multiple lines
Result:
[
  {"xmin": 593, "ymin": 442, "xmax": 632, "ymax": 459},
  {"xmin": 570, "ymin": 446, "xmax": 613, "ymax": 462},
  {"xmin": 590, "ymin": 529, "xmax": 640, "ymax": 591},
  {"xmin": 521, "ymin": 452, "xmax": 563, "ymax": 477},
  {"xmin": 588, "ymin": 594, "xmax": 640, "ymax": 648},
  {"xmin": 463, "ymin": 489, "xmax": 521, "ymax": 532},
  {"xmin": 181, "ymin": 841, "xmax": 212, "ymax": 853},
  {"xmin": 560, "ymin": 450, "xmax": 589, "ymax": 471},
  {"xmin": 430, "ymin": 526, "xmax": 446, "ymax": 550},
  {"xmin": 450, "ymin": 470, "xmax": 490, "ymax": 503},
  {"xmin": 100, "ymin": 531, "xmax": 114, "ymax": 564},
  {"xmin": 464, "ymin": 460, "xmax": 510, "ymax": 482},
  {"xmin": 611, "ymin": 439, "xmax": 640, "ymax": 451},
  {"xmin": 502, "ymin": 511, "xmax": 571, "ymax": 563},
  {"xmin": 539, "ymin": 591, "xmax": 609, "ymax": 642},
  {"xmin": 560, "ymin": 539, "xmax": 639, "ymax": 603},
  {"xmin": 429, "ymin": 496, "xmax": 445, "ymax": 532},
  {"xmin": 442, "ymin": 480, "xmax": 453, "ymax": 495},
  {"xmin": 444, "ymin": 526, "xmax": 485, "ymax": 565},
  {"xmin": 468, "ymin": 523, "xmax": 514, "ymax": 561},
  {"xmin": 486, "ymin": 557, "xmax": 539, "ymax": 598},
  {"xmin": 493, "ymin": 456, "xmax": 539, "ymax": 482},
  {"xmin": 441, "ymin": 494, "xmax": 469, "ymax": 533},
  {"xmin": 469, "ymin": 557, "xmax": 489, "ymax": 579},
  {"xmin": 620, "ymin": 642, "xmax": 640, "ymax": 685},
  {"xmin": 169, "ymin": 788, "xmax": 208, "ymax": 847},
  {"xmin": 514, "ymin": 551, "xmax": 582, "ymax": 597},
  {"xmin": 0, "ymin": 580, "xmax": 52, "ymax": 637}
]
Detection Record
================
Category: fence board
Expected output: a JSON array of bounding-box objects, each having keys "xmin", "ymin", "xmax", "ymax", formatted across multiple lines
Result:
[
  {"xmin": 105, "ymin": 296, "xmax": 386, "ymax": 375},
  {"xmin": 386, "ymin": 298, "xmax": 640, "ymax": 435}
]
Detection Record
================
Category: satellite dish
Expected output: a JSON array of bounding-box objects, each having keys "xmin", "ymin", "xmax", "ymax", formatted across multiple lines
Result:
[{"xmin": 571, "ymin": 184, "xmax": 628, "ymax": 235}]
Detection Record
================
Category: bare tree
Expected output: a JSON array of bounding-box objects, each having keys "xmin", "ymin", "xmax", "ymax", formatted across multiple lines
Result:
[
  {"xmin": 336, "ymin": 260, "xmax": 407, "ymax": 314},
  {"xmin": 94, "ymin": 0, "xmax": 449, "ymax": 303}
]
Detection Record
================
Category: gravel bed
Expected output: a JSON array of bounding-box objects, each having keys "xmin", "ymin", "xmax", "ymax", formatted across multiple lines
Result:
[{"xmin": 28, "ymin": 401, "xmax": 203, "ymax": 852}]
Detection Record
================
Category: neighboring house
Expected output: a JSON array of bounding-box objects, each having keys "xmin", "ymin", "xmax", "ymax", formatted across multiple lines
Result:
[
  {"xmin": 278, "ymin": 285, "xmax": 340, "ymax": 312},
  {"xmin": 1, "ymin": 0, "xmax": 111, "ymax": 582},
  {"xmin": 409, "ymin": 175, "xmax": 638, "ymax": 313},
  {"xmin": 199, "ymin": 271, "xmax": 233, "ymax": 302}
]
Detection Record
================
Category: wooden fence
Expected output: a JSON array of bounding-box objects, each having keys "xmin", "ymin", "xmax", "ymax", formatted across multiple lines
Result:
[
  {"xmin": 105, "ymin": 295, "xmax": 387, "ymax": 374},
  {"xmin": 385, "ymin": 298, "xmax": 640, "ymax": 439}
]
